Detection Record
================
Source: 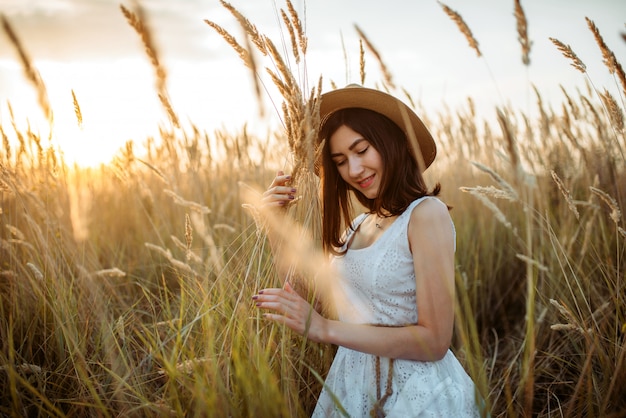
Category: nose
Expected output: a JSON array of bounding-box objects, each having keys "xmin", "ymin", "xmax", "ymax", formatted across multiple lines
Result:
[{"xmin": 348, "ymin": 156, "xmax": 364, "ymax": 178}]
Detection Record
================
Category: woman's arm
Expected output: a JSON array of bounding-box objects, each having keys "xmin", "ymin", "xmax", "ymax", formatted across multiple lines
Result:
[{"xmin": 254, "ymin": 198, "xmax": 456, "ymax": 362}]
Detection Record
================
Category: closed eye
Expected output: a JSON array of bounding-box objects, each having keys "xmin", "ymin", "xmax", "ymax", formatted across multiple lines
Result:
[{"xmin": 357, "ymin": 146, "xmax": 369, "ymax": 155}]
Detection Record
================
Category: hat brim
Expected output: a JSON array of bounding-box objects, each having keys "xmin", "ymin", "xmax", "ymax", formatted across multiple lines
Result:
[{"xmin": 319, "ymin": 85, "xmax": 436, "ymax": 171}]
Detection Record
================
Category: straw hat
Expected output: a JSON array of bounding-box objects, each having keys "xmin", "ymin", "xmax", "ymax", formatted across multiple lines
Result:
[{"xmin": 319, "ymin": 84, "xmax": 436, "ymax": 171}]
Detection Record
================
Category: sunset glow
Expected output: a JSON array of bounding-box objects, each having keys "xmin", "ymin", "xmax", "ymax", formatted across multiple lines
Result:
[{"xmin": 1, "ymin": 0, "xmax": 624, "ymax": 167}]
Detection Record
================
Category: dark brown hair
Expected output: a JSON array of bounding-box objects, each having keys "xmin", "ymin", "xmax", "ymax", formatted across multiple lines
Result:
[{"xmin": 319, "ymin": 108, "xmax": 441, "ymax": 255}]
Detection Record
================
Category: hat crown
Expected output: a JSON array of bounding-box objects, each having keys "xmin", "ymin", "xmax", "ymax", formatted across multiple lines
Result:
[{"xmin": 318, "ymin": 85, "xmax": 436, "ymax": 172}]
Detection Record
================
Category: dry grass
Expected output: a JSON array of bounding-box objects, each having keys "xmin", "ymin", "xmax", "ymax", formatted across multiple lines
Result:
[
  {"xmin": 514, "ymin": 0, "xmax": 532, "ymax": 66},
  {"xmin": 1, "ymin": 1, "xmax": 625, "ymax": 417}
]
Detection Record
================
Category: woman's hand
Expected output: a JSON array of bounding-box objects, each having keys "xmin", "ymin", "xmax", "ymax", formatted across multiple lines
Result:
[
  {"xmin": 261, "ymin": 170, "xmax": 296, "ymax": 209},
  {"xmin": 253, "ymin": 282, "xmax": 327, "ymax": 343}
]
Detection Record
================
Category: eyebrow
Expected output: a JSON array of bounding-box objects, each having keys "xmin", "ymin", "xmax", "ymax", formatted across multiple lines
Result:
[{"xmin": 330, "ymin": 138, "xmax": 367, "ymax": 158}]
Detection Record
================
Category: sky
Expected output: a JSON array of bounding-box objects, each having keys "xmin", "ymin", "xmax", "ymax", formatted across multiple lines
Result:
[{"xmin": 0, "ymin": 0, "xmax": 625, "ymax": 166}]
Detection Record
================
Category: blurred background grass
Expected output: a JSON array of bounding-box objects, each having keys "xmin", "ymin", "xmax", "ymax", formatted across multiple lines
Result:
[{"xmin": 1, "ymin": 1, "xmax": 624, "ymax": 417}]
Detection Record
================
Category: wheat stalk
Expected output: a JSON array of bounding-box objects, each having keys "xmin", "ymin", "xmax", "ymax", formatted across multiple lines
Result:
[
  {"xmin": 1, "ymin": 125, "xmax": 10, "ymax": 163},
  {"xmin": 470, "ymin": 161, "xmax": 519, "ymax": 201},
  {"xmin": 92, "ymin": 268, "xmax": 126, "ymax": 278},
  {"xmin": 280, "ymin": 9, "xmax": 300, "ymax": 64},
  {"xmin": 590, "ymin": 186, "xmax": 622, "ymax": 225},
  {"xmin": 460, "ymin": 188, "xmax": 517, "ymax": 235},
  {"xmin": 514, "ymin": 0, "xmax": 532, "ymax": 65},
  {"xmin": 71, "ymin": 89, "xmax": 83, "ymax": 128},
  {"xmin": 285, "ymin": 0, "xmax": 307, "ymax": 55},
  {"xmin": 120, "ymin": 4, "xmax": 180, "ymax": 128},
  {"xmin": 549, "ymin": 299, "xmax": 592, "ymax": 335},
  {"xmin": 459, "ymin": 185, "xmax": 517, "ymax": 202},
  {"xmin": 586, "ymin": 17, "xmax": 626, "ymax": 98},
  {"xmin": 549, "ymin": 37, "xmax": 587, "ymax": 73},
  {"xmin": 26, "ymin": 262, "xmax": 44, "ymax": 281},
  {"xmin": 359, "ymin": 39, "xmax": 366, "ymax": 85},
  {"xmin": 438, "ymin": 2, "xmax": 481, "ymax": 57},
  {"xmin": 185, "ymin": 213, "xmax": 193, "ymax": 251},
  {"xmin": 1, "ymin": 15, "xmax": 53, "ymax": 126},
  {"xmin": 599, "ymin": 88, "xmax": 624, "ymax": 133},
  {"xmin": 163, "ymin": 189, "xmax": 211, "ymax": 214},
  {"xmin": 516, "ymin": 254, "xmax": 548, "ymax": 272},
  {"xmin": 204, "ymin": 19, "xmax": 252, "ymax": 67},
  {"xmin": 218, "ymin": 0, "xmax": 267, "ymax": 54},
  {"xmin": 354, "ymin": 24, "xmax": 395, "ymax": 90},
  {"xmin": 550, "ymin": 170, "xmax": 580, "ymax": 220},
  {"xmin": 145, "ymin": 242, "xmax": 198, "ymax": 276},
  {"xmin": 496, "ymin": 108, "xmax": 522, "ymax": 175}
]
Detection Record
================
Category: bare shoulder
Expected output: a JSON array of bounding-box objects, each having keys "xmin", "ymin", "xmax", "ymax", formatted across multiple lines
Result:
[
  {"xmin": 407, "ymin": 198, "xmax": 454, "ymax": 249},
  {"xmin": 408, "ymin": 197, "xmax": 451, "ymax": 226}
]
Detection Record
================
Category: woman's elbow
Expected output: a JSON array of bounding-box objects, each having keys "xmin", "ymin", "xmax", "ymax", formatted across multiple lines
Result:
[
  {"xmin": 430, "ymin": 341, "xmax": 450, "ymax": 361},
  {"xmin": 419, "ymin": 333, "xmax": 451, "ymax": 361}
]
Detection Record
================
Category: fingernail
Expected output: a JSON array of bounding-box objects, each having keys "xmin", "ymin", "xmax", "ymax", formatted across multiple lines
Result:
[
  {"xmin": 255, "ymin": 302, "xmax": 261, "ymax": 307},
  {"xmin": 252, "ymin": 295, "xmax": 258, "ymax": 300},
  {"xmin": 289, "ymin": 195, "xmax": 295, "ymax": 200},
  {"xmin": 285, "ymin": 176, "xmax": 291, "ymax": 180},
  {"xmin": 291, "ymin": 188, "xmax": 297, "ymax": 193},
  {"xmin": 258, "ymin": 290, "xmax": 264, "ymax": 294},
  {"xmin": 278, "ymin": 201, "xmax": 285, "ymax": 206}
]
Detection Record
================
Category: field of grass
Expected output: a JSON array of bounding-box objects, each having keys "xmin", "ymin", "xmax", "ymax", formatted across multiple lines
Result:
[{"xmin": 1, "ymin": 1, "xmax": 625, "ymax": 417}]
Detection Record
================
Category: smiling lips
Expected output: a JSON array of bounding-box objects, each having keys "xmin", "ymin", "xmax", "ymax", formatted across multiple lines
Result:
[{"xmin": 357, "ymin": 175, "xmax": 375, "ymax": 189}]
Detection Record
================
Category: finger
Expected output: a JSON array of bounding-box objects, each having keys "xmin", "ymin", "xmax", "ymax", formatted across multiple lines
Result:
[
  {"xmin": 262, "ymin": 186, "xmax": 297, "ymax": 198},
  {"xmin": 269, "ymin": 172, "xmax": 292, "ymax": 188}
]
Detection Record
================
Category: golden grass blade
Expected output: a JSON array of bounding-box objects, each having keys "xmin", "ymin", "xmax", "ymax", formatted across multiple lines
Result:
[
  {"xmin": 285, "ymin": 0, "xmax": 307, "ymax": 55},
  {"xmin": 120, "ymin": 4, "xmax": 180, "ymax": 128},
  {"xmin": 599, "ymin": 88, "xmax": 625, "ymax": 134},
  {"xmin": 359, "ymin": 39, "xmax": 366, "ymax": 85},
  {"xmin": 163, "ymin": 189, "xmax": 211, "ymax": 215},
  {"xmin": 280, "ymin": 9, "xmax": 300, "ymax": 64},
  {"xmin": 586, "ymin": 17, "xmax": 626, "ymax": 98},
  {"xmin": 354, "ymin": 24, "xmax": 395, "ymax": 90},
  {"xmin": 469, "ymin": 161, "xmax": 519, "ymax": 201},
  {"xmin": 438, "ymin": 2, "xmax": 482, "ymax": 57},
  {"xmin": 514, "ymin": 0, "xmax": 532, "ymax": 65},
  {"xmin": 218, "ymin": 0, "xmax": 267, "ymax": 54},
  {"xmin": 590, "ymin": 186, "xmax": 622, "ymax": 225},
  {"xmin": 204, "ymin": 19, "xmax": 252, "ymax": 67},
  {"xmin": 1, "ymin": 15, "xmax": 53, "ymax": 126},
  {"xmin": 550, "ymin": 170, "xmax": 580, "ymax": 220},
  {"xmin": 71, "ymin": 89, "xmax": 83, "ymax": 128},
  {"xmin": 549, "ymin": 37, "xmax": 587, "ymax": 73},
  {"xmin": 185, "ymin": 213, "xmax": 193, "ymax": 251}
]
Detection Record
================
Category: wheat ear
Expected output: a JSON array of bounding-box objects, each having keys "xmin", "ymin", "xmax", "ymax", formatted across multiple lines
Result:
[
  {"xmin": 550, "ymin": 170, "xmax": 580, "ymax": 220},
  {"xmin": 1, "ymin": 15, "xmax": 53, "ymax": 125},
  {"xmin": 590, "ymin": 186, "xmax": 622, "ymax": 225},
  {"xmin": 285, "ymin": 0, "xmax": 307, "ymax": 56},
  {"xmin": 120, "ymin": 4, "xmax": 180, "ymax": 128},
  {"xmin": 438, "ymin": 2, "xmax": 481, "ymax": 57},
  {"xmin": 359, "ymin": 39, "xmax": 366, "ymax": 85},
  {"xmin": 514, "ymin": 0, "xmax": 532, "ymax": 65},
  {"xmin": 586, "ymin": 17, "xmax": 626, "ymax": 98},
  {"xmin": 71, "ymin": 89, "xmax": 83, "ymax": 128},
  {"xmin": 354, "ymin": 24, "xmax": 395, "ymax": 90},
  {"xmin": 549, "ymin": 38, "xmax": 587, "ymax": 73},
  {"xmin": 599, "ymin": 88, "xmax": 624, "ymax": 133}
]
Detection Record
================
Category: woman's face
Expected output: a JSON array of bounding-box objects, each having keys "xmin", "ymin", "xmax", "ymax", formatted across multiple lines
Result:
[{"xmin": 329, "ymin": 124, "xmax": 384, "ymax": 199}]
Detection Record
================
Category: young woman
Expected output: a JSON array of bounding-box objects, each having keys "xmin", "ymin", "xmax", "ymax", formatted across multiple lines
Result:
[{"xmin": 254, "ymin": 85, "xmax": 483, "ymax": 417}]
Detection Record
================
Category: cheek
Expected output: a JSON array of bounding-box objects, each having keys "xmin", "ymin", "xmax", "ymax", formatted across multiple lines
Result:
[{"xmin": 336, "ymin": 165, "xmax": 351, "ymax": 183}]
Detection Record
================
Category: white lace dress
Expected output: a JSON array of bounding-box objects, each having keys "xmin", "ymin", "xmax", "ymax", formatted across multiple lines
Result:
[{"xmin": 312, "ymin": 197, "xmax": 482, "ymax": 417}]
